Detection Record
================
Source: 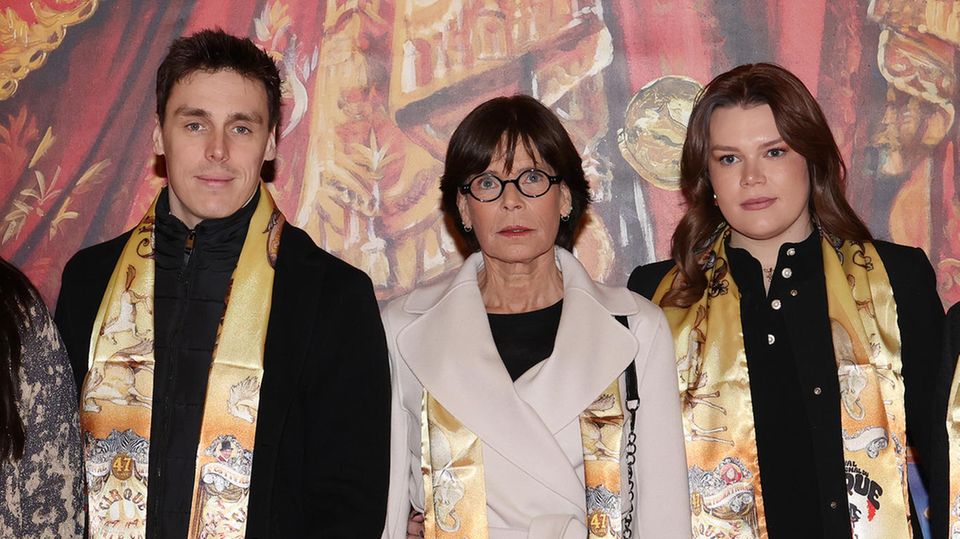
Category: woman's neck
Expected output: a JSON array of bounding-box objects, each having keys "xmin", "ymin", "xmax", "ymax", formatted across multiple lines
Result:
[
  {"xmin": 729, "ymin": 218, "xmax": 814, "ymax": 270},
  {"xmin": 478, "ymin": 251, "xmax": 564, "ymax": 314}
]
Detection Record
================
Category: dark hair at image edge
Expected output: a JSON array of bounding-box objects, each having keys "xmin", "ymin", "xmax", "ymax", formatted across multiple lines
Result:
[
  {"xmin": 439, "ymin": 95, "xmax": 591, "ymax": 251},
  {"xmin": 156, "ymin": 28, "xmax": 282, "ymax": 129},
  {"xmin": 0, "ymin": 258, "xmax": 33, "ymax": 462},
  {"xmin": 663, "ymin": 63, "xmax": 871, "ymax": 308}
]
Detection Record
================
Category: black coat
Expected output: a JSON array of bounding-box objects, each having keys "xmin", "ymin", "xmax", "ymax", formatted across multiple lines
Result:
[
  {"xmin": 55, "ymin": 222, "xmax": 390, "ymax": 538},
  {"xmin": 628, "ymin": 239, "xmax": 943, "ymax": 539},
  {"xmin": 930, "ymin": 303, "xmax": 960, "ymax": 539}
]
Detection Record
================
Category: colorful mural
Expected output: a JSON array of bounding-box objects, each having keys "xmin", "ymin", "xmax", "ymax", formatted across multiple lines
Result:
[{"xmin": 1, "ymin": 0, "xmax": 959, "ymax": 309}]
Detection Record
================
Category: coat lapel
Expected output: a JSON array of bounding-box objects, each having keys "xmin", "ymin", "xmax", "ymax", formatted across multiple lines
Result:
[
  {"xmin": 396, "ymin": 249, "xmax": 641, "ymax": 510},
  {"xmin": 514, "ymin": 252, "xmax": 640, "ymax": 434},
  {"xmin": 247, "ymin": 224, "xmax": 320, "ymax": 536}
]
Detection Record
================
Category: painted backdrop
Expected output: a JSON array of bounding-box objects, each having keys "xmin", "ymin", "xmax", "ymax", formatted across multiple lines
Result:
[{"xmin": 2, "ymin": 0, "xmax": 959, "ymax": 309}]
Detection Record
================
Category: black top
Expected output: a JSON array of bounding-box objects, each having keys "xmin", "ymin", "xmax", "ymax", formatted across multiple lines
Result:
[
  {"xmin": 149, "ymin": 187, "xmax": 257, "ymax": 537},
  {"xmin": 628, "ymin": 236, "xmax": 943, "ymax": 539},
  {"xmin": 725, "ymin": 231, "xmax": 832, "ymax": 537},
  {"xmin": 489, "ymin": 300, "xmax": 563, "ymax": 381}
]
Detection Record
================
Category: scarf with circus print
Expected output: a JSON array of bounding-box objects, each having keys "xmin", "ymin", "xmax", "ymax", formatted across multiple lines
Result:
[
  {"xmin": 80, "ymin": 183, "xmax": 283, "ymax": 538},
  {"xmin": 653, "ymin": 228, "xmax": 910, "ymax": 539}
]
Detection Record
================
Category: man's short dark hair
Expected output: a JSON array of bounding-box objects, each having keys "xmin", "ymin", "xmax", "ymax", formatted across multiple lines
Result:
[{"xmin": 156, "ymin": 28, "xmax": 281, "ymax": 129}]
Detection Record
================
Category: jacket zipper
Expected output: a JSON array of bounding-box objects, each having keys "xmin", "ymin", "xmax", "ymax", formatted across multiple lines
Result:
[{"xmin": 152, "ymin": 228, "xmax": 197, "ymax": 535}]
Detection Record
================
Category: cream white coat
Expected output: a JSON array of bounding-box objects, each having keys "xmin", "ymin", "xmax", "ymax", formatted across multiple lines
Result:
[{"xmin": 381, "ymin": 249, "xmax": 691, "ymax": 538}]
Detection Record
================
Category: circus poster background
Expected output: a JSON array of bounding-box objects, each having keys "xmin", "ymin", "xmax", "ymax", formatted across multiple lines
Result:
[{"xmin": 2, "ymin": 0, "xmax": 960, "ymax": 311}]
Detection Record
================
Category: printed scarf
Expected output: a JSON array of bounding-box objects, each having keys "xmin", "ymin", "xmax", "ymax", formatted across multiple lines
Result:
[
  {"xmin": 652, "ymin": 229, "xmax": 909, "ymax": 539},
  {"xmin": 80, "ymin": 183, "xmax": 283, "ymax": 538},
  {"xmin": 421, "ymin": 378, "xmax": 628, "ymax": 538}
]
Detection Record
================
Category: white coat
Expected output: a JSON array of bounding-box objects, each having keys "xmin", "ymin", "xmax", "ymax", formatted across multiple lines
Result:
[{"xmin": 382, "ymin": 248, "xmax": 691, "ymax": 538}]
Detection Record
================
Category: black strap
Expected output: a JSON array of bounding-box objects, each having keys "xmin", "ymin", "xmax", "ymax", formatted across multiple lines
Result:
[
  {"xmin": 614, "ymin": 314, "xmax": 639, "ymax": 539},
  {"xmin": 614, "ymin": 315, "xmax": 639, "ymax": 401}
]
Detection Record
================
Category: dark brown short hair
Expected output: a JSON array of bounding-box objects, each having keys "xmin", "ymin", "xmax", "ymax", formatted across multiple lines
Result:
[
  {"xmin": 156, "ymin": 28, "xmax": 281, "ymax": 129},
  {"xmin": 664, "ymin": 63, "xmax": 871, "ymax": 307},
  {"xmin": 439, "ymin": 95, "xmax": 591, "ymax": 251}
]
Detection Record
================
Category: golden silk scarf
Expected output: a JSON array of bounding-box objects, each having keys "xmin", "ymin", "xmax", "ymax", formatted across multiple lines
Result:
[
  {"xmin": 653, "ymin": 229, "xmax": 909, "ymax": 539},
  {"xmin": 421, "ymin": 379, "xmax": 628, "ymax": 538},
  {"xmin": 79, "ymin": 184, "xmax": 284, "ymax": 539}
]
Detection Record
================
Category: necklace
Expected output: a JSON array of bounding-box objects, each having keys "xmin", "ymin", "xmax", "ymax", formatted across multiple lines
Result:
[{"xmin": 762, "ymin": 267, "xmax": 774, "ymax": 282}]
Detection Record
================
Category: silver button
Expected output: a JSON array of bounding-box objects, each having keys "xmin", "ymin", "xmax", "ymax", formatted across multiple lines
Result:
[
  {"xmin": 781, "ymin": 268, "xmax": 793, "ymax": 278},
  {"xmin": 786, "ymin": 248, "xmax": 796, "ymax": 256},
  {"xmin": 790, "ymin": 289, "xmax": 798, "ymax": 297},
  {"xmin": 771, "ymin": 299, "xmax": 782, "ymax": 310},
  {"xmin": 768, "ymin": 334, "xmax": 776, "ymax": 345},
  {"xmin": 813, "ymin": 387, "xmax": 822, "ymax": 395},
  {"xmin": 829, "ymin": 501, "xmax": 838, "ymax": 509}
]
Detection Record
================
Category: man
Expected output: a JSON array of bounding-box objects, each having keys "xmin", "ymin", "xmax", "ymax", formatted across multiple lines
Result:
[{"xmin": 55, "ymin": 29, "xmax": 390, "ymax": 538}]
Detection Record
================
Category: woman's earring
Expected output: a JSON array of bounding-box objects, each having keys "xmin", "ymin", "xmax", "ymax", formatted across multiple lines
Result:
[
  {"xmin": 560, "ymin": 213, "xmax": 570, "ymax": 222},
  {"xmin": 463, "ymin": 223, "xmax": 473, "ymax": 232},
  {"xmin": 712, "ymin": 193, "xmax": 718, "ymax": 206}
]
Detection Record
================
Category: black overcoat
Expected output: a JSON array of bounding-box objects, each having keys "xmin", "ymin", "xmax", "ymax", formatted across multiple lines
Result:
[{"xmin": 55, "ymin": 222, "xmax": 390, "ymax": 538}]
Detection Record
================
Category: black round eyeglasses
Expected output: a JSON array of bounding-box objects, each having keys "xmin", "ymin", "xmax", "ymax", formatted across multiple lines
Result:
[{"xmin": 458, "ymin": 168, "xmax": 562, "ymax": 202}]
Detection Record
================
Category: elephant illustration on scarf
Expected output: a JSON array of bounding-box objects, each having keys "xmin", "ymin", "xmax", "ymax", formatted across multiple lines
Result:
[
  {"xmin": 428, "ymin": 424, "xmax": 466, "ymax": 532},
  {"xmin": 831, "ymin": 319, "xmax": 869, "ymax": 420}
]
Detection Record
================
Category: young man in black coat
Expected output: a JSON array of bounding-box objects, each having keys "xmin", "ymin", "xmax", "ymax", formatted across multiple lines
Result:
[{"xmin": 55, "ymin": 29, "xmax": 390, "ymax": 538}]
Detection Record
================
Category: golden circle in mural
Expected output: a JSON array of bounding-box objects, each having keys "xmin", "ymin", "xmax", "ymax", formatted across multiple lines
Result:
[{"xmin": 617, "ymin": 75, "xmax": 702, "ymax": 191}]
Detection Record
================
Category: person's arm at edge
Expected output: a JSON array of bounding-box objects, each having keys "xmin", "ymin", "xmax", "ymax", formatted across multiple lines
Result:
[
  {"xmin": 54, "ymin": 253, "xmax": 90, "ymax": 394},
  {"xmin": 632, "ymin": 306, "xmax": 691, "ymax": 538},
  {"xmin": 381, "ymin": 302, "xmax": 414, "ymax": 538},
  {"xmin": 627, "ymin": 260, "xmax": 675, "ymax": 301},
  {"xmin": 929, "ymin": 303, "xmax": 960, "ymax": 539}
]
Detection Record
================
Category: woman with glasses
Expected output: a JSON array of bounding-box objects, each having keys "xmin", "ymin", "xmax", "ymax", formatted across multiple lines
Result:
[
  {"xmin": 628, "ymin": 63, "xmax": 943, "ymax": 538},
  {"xmin": 381, "ymin": 95, "xmax": 690, "ymax": 538}
]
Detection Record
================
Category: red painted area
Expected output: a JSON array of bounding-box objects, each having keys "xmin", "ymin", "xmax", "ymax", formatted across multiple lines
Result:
[
  {"xmin": 773, "ymin": 0, "xmax": 826, "ymax": 97},
  {"xmin": 612, "ymin": 0, "xmax": 715, "ymax": 257},
  {"xmin": 614, "ymin": 0, "xmax": 714, "ymax": 91},
  {"xmin": 0, "ymin": 0, "xmax": 954, "ymax": 312},
  {"xmin": 5, "ymin": 1, "xmax": 39, "ymax": 25}
]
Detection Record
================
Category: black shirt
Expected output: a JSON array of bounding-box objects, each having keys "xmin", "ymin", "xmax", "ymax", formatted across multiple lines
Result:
[
  {"xmin": 628, "ymin": 234, "xmax": 943, "ymax": 539},
  {"xmin": 726, "ymin": 231, "xmax": 846, "ymax": 537},
  {"xmin": 149, "ymin": 188, "xmax": 258, "ymax": 537},
  {"xmin": 488, "ymin": 300, "xmax": 563, "ymax": 381}
]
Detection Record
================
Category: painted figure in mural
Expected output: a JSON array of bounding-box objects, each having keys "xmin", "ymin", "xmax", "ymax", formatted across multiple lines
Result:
[
  {"xmin": 0, "ymin": 256, "xmax": 84, "ymax": 537},
  {"xmin": 381, "ymin": 95, "xmax": 690, "ymax": 539},
  {"xmin": 53, "ymin": 29, "xmax": 390, "ymax": 538},
  {"xmin": 628, "ymin": 63, "xmax": 944, "ymax": 539}
]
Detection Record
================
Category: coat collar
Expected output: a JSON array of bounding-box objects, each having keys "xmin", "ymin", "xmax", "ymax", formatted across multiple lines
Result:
[
  {"xmin": 395, "ymin": 248, "xmax": 642, "ymax": 509},
  {"xmin": 402, "ymin": 248, "xmax": 640, "ymax": 315}
]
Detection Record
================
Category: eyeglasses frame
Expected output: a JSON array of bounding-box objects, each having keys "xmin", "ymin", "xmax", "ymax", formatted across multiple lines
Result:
[{"xmin": 458, "ymin": 168, "xmax": 562, "ymax": 202}]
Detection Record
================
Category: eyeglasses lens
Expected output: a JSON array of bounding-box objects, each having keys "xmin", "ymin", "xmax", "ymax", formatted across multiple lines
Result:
[{"xmin": 468, "ymin": 170, "xmax": 552, "ymax": 201}]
